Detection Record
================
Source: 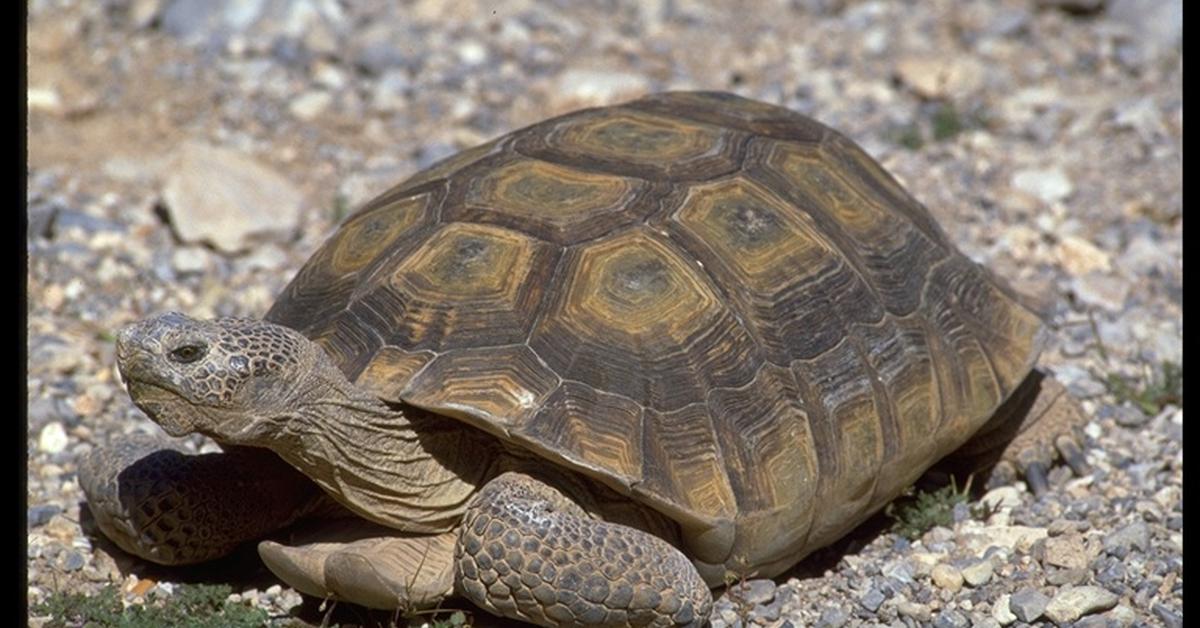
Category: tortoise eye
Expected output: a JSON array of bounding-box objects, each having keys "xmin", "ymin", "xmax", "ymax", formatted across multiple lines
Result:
[{"xmin": 169, "ymin": 344, "xmax": 207, "ymax": 364}]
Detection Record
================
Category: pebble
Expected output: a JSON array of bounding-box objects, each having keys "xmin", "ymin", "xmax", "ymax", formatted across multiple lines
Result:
[
  {"xmin": 27, "ymin": 504, "xmax": 63, "ymax": 528},
  {"xmin": 980, "ymin": 486, "xmax": 1022, "ymax": 512},
  {"xmin": 1057, "ymin": 236, "xmax": 1112, "ymax": 275},
  {"xmin": 960, "ymin": 559, "xmax": 994, "ymax": 587},
  {"xmin": 1043, "ymin": 534, "xmax": 1091, "ymax": 570},
  {"xmin": 932, "ymin": 609, "xmax": 969, "ymax": 628},
  {"xmin": 162, "ymin": 141, "xmax": 305, "ymax": 253},
  {"xmin": 171, "ymin": 246, "xmax": 211, "ymax": 275},
  {"xmin": 37, "ymin": 422, "xmax": 69, "ymax": 454},
  {"xmin": 931, "ymin": 564, "xmax": 964, "ymax": 592},
  {"xmin": 1008, "ymin": 588, "xmax": 1050, "ymax": 623},
  {"xmin": 288, "ymin": 90, "xmax": 332, "ymax": 120},
  {"xmin": 1104, "ymin": 520, "xmax": 1151, "ymax": 555},
  {"xmin": 57, "ymin": 550, "xmax": 86, "ymax": 572},
  {"xmin": 815, "ymin": 607, "xmax": 849, "ymax": 628},
  {"xmin": 729, "ymin": 579, "xmax": 775, "ymax": 606},
  {"xmin": 991, "ymin": 593, "xmax": 1017, "ymax": 625},
  {"xmin": 893, "ymin": 55, "xmax": 986, "ymax": 99},
  {"xmin": 859, "ymin": 587, "xmax": 886, "ymax": 612},
  {"xmin": 1070, "ymin": 272, "xmax": 1130, "ymax": 311},
  {"xmin": 557, "ymin": 68, "xmax": 650, "ymax": 105},
  {"xmin": 1152, "ymin": 602, "xmax": 1184, "ymax": 628},
  {"xmin": 1011, "ymin": 167, "xmax": 1074, "ymax": 205},
  {"xmin": 1044, "ymin": 586, "xmax": 1119, "ymax": 623}
]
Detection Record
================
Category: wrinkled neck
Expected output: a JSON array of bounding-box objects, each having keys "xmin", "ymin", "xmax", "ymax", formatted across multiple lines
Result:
[{"xmin": 261, "ymin": 364, "xmax": 497, "ymax": 533}]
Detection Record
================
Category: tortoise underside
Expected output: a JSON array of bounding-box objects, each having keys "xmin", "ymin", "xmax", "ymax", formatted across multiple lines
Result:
[{"xmin": 266, "ymin": 91, "xmax": 1046, "ymax": 573}]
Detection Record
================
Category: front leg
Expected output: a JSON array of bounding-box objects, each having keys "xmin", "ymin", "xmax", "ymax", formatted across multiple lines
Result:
[
  {"xmin": 455, "ymin": 471, "xmax": 711, "ymax": 627},
  {"xmin": 79, "ymin": 434, "xmax": 323, "ymax": 565}
]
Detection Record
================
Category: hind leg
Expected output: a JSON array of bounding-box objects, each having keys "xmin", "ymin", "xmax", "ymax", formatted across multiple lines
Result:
[{"xmin": 947, "ymin": 370, "xmax": 1091, "ymax": 494}]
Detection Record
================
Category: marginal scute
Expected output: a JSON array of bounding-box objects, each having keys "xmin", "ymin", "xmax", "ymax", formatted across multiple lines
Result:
[
  {"xmin": 402, "ymin": 345, "xmax": 560, "ymax": 430},
  {"xmin": 517, "ymin": 382, "xmax": 645, "ymax": 484}
]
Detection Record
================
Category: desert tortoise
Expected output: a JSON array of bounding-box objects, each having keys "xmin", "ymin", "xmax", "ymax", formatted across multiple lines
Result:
[{"xmin": 81, "ymin": 91, "xmax": 1087, "ymax": 627}]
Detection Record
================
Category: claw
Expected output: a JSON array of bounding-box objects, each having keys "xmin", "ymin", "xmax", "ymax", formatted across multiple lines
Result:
[
  {"xmin": 1055, "ymin": 434, "xmax": 1090, "ymax": 476},
  {"xmin": 1022, "ymin": 461, "xmax": 1049, "ymax": 496}
]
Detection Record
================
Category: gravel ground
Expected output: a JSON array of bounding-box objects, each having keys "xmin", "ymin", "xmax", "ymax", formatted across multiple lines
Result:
[{"xmin": 27, "ymin": 0, "xmax": 1181, "ymax": 626}]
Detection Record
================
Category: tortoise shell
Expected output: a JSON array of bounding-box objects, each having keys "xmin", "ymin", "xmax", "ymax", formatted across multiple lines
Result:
[{"xmin": 267, "ymin": 91, "xmax": 1046, "ymax": 576}]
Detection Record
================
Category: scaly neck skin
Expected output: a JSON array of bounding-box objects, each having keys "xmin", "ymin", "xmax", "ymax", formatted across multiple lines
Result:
[{"xmin": 241, "ymin": 357, "xmax": 498, "ymax": 534}]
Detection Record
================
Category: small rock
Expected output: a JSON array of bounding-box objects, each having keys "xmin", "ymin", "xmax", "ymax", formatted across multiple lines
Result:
[
  {"xmin": 1057, "ymin": 236, "xmax": 1111, "ymax": 275},
  {"xmin": 1044, "ymin": 586, "xmax": 1119, "ymax": 624},
  {"xmin": 1043, "ymin": 534, "xmax": 1091, "ymax": 570},
  {"xmin": 880, "ymin": 558, "xmax": 915, "ymax": 584},
  {"xmin": 1152, "ymin": 603, "xmax": 1183, "ymax": 628},
  {"xmin": 27, "ymin": 504, "xmax": 63, "ymax": 528},
  {"xmin": 1011, "ymin": 168, "xmax": 1074, "ymax": 205},
  {"xmin": 1009, "ymin": 588, "xmax": 1050, "ymax": 623},
  {"xmin": 751, "ymin": 601, "xmax": 780, "ymax": 622},
  {"xmin": 1104, "ymin": 521, "xmax": 1151, "ymax": 555},
  {"xmin": 37, "ymin": 422, "xmax": 69, "ymax": 454},
  {"xmin": 980, "ymin": 486, "xmax": 1022, "ymax": 511},
  {"xmin": 859, "ymin": 587, "xmax": 886, "ymax": 612},
  {"xmin": 289, "ymin": 90, "xmax": 332, "ymax": 121},
  {"xmin": 1049, "ymin": 566, "xmax": 1091, "ymax": 586},
  {"xmin": 960, "ymin": 559, "xmax": 994, "ymax": 587},
  {"xmin": 44, "ymin": 514, "xmax": 77, "ymax": 541},
  {"xmin": 932, "ymin": 609, "xmax": 969, "ymax": 628},
  {"xmin": 1070, "ymin": 272, "xmax": 1130, "ymax": 310},
  {"xmin": 931, "ymin": 564, "xmax": 963, "ymax": 592},
  {"xmin": 57, "ymin": 550, "xmax": 86, "ymax": 572},
  {"xmin": 1108, "ymin": 0, "xmax": 1182, "ymax": 58},
  {"xmin": 992, "ymin": 593, "xmax": 1017, "ymax": 625},
  {"xmin": 558, "ymin": 68, "xmax": 650, "ymax": 106},
  {"xmin": 729, "ymin": 579, "xmax": 775, "ymax": 606},
  {"xmin": 162, "ymin": 142, "xmax": 304, "ymax": 253},
  {"xmin": 897, "ymin": 600, "xmax": 932, "ymax": 622},
  {"xmin": 962, "ymin": 525, "xmax": 1048, "ymax": 554},
  {"xmin": 894, "ymin": 55, "xmax": 985, "ymax": 99},
  {"xmin": 171, "ymin": 247, "xmax": 211, "ymax": 275},
  {"xmin": 815, "ymin": 606, "xmax": 849, "ymax": 628}
]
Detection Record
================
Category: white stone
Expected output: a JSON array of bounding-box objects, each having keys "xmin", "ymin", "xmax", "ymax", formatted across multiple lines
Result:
[
  {"xmin": 1012, "ymin": 168, "xmax": 1074, "ymax": 204},
  {"xmin": 38, "ymin": 422, "xmax": 68, "ymax": 454},
  {"xmin": 289, "ymin": 90, "xmax": 333, "ymax": 121}
]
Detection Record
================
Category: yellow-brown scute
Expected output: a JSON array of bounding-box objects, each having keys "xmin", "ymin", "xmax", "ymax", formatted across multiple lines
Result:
[{"xmin": 266, "ymin": 92, "xmax": 1048, "ymax": 575}]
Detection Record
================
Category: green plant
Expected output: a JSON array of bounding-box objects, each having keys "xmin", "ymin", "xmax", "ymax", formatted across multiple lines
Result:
[
  {"xmin": 32, "ymin": 583, "xmax": 268, "ymax": 628},
  {"xmin": 1105, "ymin": 360, "xmax": 1183, "ymax": 415},
  {"xmin": 886, "ymin": 476, "xmax": 994, "ymax": 541}
]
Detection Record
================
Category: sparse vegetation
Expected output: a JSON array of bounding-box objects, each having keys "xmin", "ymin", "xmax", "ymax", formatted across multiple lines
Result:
[
  {"xmin": 32, "ymin": 583, "xmax": 268, "ymax": 628},
  {"xmin": 1105, "ymin": 360, "xmax": 1183, "ymax": 416},
  {"xmin": 887, "ymin": 102, "xmax": 986, "ymax": 150},
  {"xmin": 886, "ymin": 476, "xmax": 997, "ymax": 541}
]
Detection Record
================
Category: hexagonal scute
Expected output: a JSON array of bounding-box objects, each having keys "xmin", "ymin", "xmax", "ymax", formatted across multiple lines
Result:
[
  {"xmin": 352, "ymin": 222, "xmax": 562, "ymax": 353},
  {"xmin": 448, "ymin": 156, "xmax": 652, "ymax": 244},
  {"xmin": 267, "ymin": 190, "xmax": 440, "ymax": 336},
  {"xmin": 666, "ymin": 175, "xmax": 882, "ymax": 365},
  {"xmin": 529, "ymin": 228, "xmax": 761, "ymax": 412},
  {"xmin": 515, "ymin": 107, "xmax": 747, "ymax": 181}
]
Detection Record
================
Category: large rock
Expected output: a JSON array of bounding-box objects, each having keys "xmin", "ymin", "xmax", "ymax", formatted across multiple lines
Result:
[{"xmin": 162, "ymin": 142, "xmax": 305, "ymax": 253}]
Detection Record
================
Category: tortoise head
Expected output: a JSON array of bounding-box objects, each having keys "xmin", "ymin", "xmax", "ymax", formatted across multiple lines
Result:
[{"xmin": 115, "ymin": 312, "xmax": 318, "ymax": 443}]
